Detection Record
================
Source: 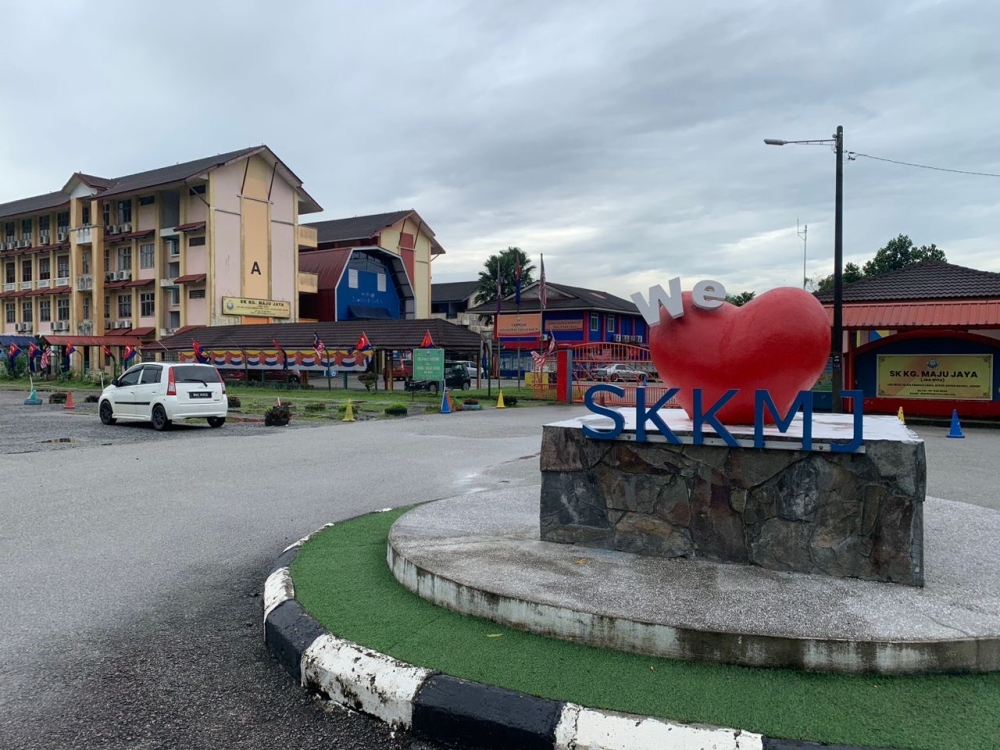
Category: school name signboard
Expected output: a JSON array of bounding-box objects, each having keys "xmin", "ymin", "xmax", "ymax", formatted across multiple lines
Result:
[
  {"xmin": 877, "ymin": 354, "xmax": 993, "ymax": 400},
  {"xmin": 222, "ymin": 297, "xmax": 291, "ymax": 318},
  {"xmin": 413, "ymin": 348, "xmax": 445, "ymax": 381}
]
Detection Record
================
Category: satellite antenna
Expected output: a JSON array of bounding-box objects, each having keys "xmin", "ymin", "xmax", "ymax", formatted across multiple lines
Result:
[{"xmin": 797, "ymin": 219, "xmax": 808, "ymax": 289}]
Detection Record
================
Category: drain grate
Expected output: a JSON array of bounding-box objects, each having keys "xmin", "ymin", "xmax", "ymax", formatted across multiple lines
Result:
[{"xmin": 39, "ymin": 437, "xmax": 81, "ymax": 444}]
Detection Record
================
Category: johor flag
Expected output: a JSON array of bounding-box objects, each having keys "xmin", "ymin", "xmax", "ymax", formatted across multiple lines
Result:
[
  {"xmin": 354, "ymin": 332, "xmax": 372, "ymax": 355},
  {"xmin": 420, "ymin": 330, "xmax": 435, "ymax": 348},
  {"xmin": 515, "ymin": 260, "xmax": 522, "ymax": 308},
  {"xmin": 192, "ymin": 340, "xmax": 207, "ymax": 363},
  {"xmin": 123, "ymin": 345, "xmax": 137, "ymax": 363},
  {"xmin": 313, "ymin": 332, "xmax": 326, "ymax": 360},
  {"xmin": 65, "ymin": 344, "xmax": 76, "ymax": 358},
  {"xmin": 102, "ymin": 344, "xmax": 114, "ymax": 359},
  {"xmin": 28, "ymin": 343, "xmax": 38, "ymax": 360},
  {"xmin": 272, "ymin": 339, "xmax": 288, "ymax": 370},
  {"xmin": 8, "ymin": 343, "xmax": 19, "ymax": 361}
]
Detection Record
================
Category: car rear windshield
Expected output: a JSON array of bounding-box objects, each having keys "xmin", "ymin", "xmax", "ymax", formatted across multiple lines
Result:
[{"xmin": 173, "ymin": 365, "xmax": 220, "ymax": 383}]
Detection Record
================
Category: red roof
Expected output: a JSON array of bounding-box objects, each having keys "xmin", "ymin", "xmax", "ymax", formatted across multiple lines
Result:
[
  {"xmin": 107, "ymin": 229, "xmax": 155, "ymax": 242},
  {"xmin": 297, "ymin": 247, "xmax": 351, "ymax": 290},
  {"xmin": 173, "ymin": 221, "xmax": 206, "ymax": 232},
  {"xmin": 105, "ymin": 280, "xmax": 130, "ymax": 290},
  {"xmin": 42, "ymin": 334, "xmax": 144, "ymax": 346},
  {"xmin": 824, "ymin": 300, "xmax": 1000, "ymax": 328},
  {"xmin": 125, "ymin": 278, "xmax": 154, "ymax": 288},
  {"xmin": 173, "ymin": 274, "xmax": 206, "ymax": 284},
  {"xmin": 128, "ymin": 327, "xmax": 156, "ymax": 337}
]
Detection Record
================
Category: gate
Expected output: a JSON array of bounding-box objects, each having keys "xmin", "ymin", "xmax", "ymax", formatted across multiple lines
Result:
[{"xmin": 530, "ymin": 342, "xmax": 680, "ymax": 408}]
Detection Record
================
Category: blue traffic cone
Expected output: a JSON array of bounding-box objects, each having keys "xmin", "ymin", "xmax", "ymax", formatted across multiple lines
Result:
[
  {"xmin": 24, "ymin": 387, "xmax": 42, "ymax": 405},
  {"xmin": 440, "ymin": 388, "xmax": 451, "ymax": 414},
  {"xmin": 947, "ymin": 409, "xmax": 965, "ymax": 439}
]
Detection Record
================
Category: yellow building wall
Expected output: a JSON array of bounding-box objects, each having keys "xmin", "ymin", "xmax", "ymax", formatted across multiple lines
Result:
[{"xmin": 378, "ymin": 217, "xmax": 434, "ymax": 318}]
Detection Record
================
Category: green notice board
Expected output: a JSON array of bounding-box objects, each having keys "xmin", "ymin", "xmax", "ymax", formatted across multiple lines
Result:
[{"xmin": 413, "ymin": 348, "xmax": 444, "ymax": 381}]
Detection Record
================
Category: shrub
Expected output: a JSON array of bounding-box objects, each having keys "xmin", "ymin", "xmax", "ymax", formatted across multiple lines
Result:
[
  {"xmin": 304, "ymin": 402, "xmax": 327, "ymax": 412},
  {"xmin": 358, "ymin": 372, "xmax": 377, "ymax": 392},
  {"xmin": 48, "ymin": 392, "xmax": 68, "ymax": 404},
  {"xmin": 504, "ymin": 395, "xmax": 518, "ymax": 407},
  {"xmin": 264, "ymin": 403, "xmax": 291, "ymax": 426},
  {"xmin": 462, "ymin": 398, "xmax": 479, "ymax": 406},
  {"xmin": 228, "ymin": 396, "xmax": 242, "ymax": 409},
  {"xmin": 384, "ymin": 404, "xmax": 408, "ymax": 417}
]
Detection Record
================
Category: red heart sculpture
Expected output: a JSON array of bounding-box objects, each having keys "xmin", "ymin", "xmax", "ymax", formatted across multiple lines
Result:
[{"xmin": 648, "ymin": 287, "xmax": 830, "ymax": 425}]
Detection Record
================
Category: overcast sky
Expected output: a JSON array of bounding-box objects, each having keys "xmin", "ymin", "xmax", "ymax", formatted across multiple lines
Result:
[{"xmin": 2, "ymin": 0, "xmax": 998, "ymax": 300}]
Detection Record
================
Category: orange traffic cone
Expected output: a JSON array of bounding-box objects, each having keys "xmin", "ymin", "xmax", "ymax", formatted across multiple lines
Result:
[{"xmin": 64, "ymin": 391, "xmax": 75, "ymax": 410}]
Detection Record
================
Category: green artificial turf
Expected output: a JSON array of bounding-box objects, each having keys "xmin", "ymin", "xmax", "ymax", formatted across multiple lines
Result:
[{"xmin": 290, "ymin": 508, "xmax": 1000, "ymax": 750}]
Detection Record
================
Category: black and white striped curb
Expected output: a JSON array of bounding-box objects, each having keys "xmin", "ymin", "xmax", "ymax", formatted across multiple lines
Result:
[{"xmin": 263, "ymin": 515, "xmax": 893, "ymax": 750}]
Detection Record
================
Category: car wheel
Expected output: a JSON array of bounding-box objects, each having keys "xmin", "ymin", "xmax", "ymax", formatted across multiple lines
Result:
[
  {"xmin": 207, "ymin": 417, "xmax": 226, "ymax": 428},
  {"xmin": 151, "ymin": 405, "xmax": 171, "ymax": 432},
  {"xmin": 287, "ymin": 375, "xmax": 300, "ymax": 384},
  {"xmin": 461, "ymin": 381, "xmax": 470, "ymax": 391},
  {"xmin": 610, "ymin": 373, "xmax": 620, "ymax": 382},
  {"xmin": 99, "ymin": 400, "xmax": 116, "ymax": 425},
  {"xmin": 429, "ymin": 382, "xmax": 439, "ymax": 394}
]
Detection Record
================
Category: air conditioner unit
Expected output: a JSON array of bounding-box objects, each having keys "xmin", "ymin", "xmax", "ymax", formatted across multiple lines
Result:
[
  {"xmin": 16, "ymin": 323, "xmax": 28, "ymax": 332},
  {"xmin": 105, "ymin": 320, "xmax": 113, "ymax": 330},
  {"xmin": 121, "ymin": 222, "xmax": 132, "ymax": 233},
  {"xmin": 4, "ymin": 242, "xmax": 13, "ymax": 250},
  {"xmin": 105, "ymin": 272, "xmax": 116, "ymax": 282},
  {"xmin": 105, "ymin": 225, "xmax": 116, "ymax": 233},
  {"xmin": 18, "ymin": 239, "xmax": 30, "ymax": 248},
  {"xmin": 114, "ymin": 270, "xmax": 125, "ymax": 280},
  {"xmin": 123, "ymin": 270, "xmax": 132, "ymax": 280},
  {"xmin": 62, "ymin": 321, "xmax": 70, "ymax": 331},
  {"xmin": 58, "ymin": 232, "xmax": 68, "ymax": 242},
  {"xmin": 40, "ymin": 233, "xmax": 50, "ymax": 244}
]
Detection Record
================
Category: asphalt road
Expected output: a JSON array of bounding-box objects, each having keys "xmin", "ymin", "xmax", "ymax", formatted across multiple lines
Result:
[
  {"xmin": 0, "ymin": 394, "xmax": 548, "ymax": 749},
  {"xmin": 1, "ymin": 393, "xmax": 996, "ymax": 749}
]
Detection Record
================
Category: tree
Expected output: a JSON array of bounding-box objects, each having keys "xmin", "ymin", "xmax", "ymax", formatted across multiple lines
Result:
[
  {"xmin": 475, "ymin": 247, "xmax": 535, "ymax": 320},
  {"xmin": 725, "ymin": 291, "xmax": 756, "ymax": 306},
  {"xmin": 813, "ymin": 262, "xmax": 863, "ymax": 293},
  {"xmin": 862, "ymin": 234, "xmax": 946, "ymax": 278}
]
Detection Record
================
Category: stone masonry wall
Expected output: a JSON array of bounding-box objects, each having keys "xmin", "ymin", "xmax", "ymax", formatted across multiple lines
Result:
[{"xmin": 539, "ymin": 426, "xmax": 925, "ymax": 586}]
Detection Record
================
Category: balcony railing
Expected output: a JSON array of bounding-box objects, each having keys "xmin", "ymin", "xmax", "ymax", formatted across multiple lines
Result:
[
  {"xmin": 37, "ymin": 279, "xmax": 51, "ymax": 289},
  {"xmin": 2, "ymin": 282, "xmax": 13, "ymax": 292},
  {"xmin": 75, "ymin": 226, "xmax": 93, "ymax": 245},
  {"xmin": 297, "ymin": 225, "xmax": 318, "ymax": 249},
  {"xmin": 19, "ymin": 281, "xmax": 32, "ymax": 291}
]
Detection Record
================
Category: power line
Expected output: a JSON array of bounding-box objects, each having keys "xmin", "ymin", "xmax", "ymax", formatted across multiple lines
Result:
[{"xmin": 848, "ymin": 151, "xmax": 1000, "ymax": 178}]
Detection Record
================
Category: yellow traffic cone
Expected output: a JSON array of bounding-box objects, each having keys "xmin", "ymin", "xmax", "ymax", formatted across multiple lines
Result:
[
  {"xmin": 343, "ymin": 400, "xmax": 356, "ymax": 422},
  {"xmin": 496, "ymin": 390, "xmax": 506, "ymax": 409},
  {"xmin": 897, "ymin": 406, "xmax": 905, "ymax": 424}
]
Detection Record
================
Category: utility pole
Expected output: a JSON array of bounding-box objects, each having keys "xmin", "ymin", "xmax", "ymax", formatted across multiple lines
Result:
[{"xmin": 797, "ymin": 220, "xmax": 808, "ymax": 290}]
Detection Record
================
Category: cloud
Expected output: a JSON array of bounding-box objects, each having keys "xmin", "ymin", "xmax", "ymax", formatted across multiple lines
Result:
[{"xmin": 2, "ymin": 0, "xmax": 999, "ymax": 304}]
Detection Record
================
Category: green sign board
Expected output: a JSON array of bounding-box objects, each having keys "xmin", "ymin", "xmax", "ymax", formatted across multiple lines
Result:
[{"xmin": 413, "ymin": 348, "xmax": 445, "ymax": 381}]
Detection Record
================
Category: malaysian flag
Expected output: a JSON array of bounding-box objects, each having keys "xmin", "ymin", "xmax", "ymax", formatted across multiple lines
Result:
[
  {"xmin": 314, "ymin": 332, "xmax": 326, "ymax": 361},
  {"xmin": 539, "ymin": 254, "xmax": 547, "ymax": 310}
]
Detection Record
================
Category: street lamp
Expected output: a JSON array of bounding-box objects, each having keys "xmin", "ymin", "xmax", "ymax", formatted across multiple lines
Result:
[{"xmin": 764, "ymin": 126, "xmax": 844, "ymax": 413}]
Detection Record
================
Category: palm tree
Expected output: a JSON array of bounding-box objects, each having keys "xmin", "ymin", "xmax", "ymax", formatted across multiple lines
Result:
[{"xmin": 475, "ymin": 247, "xmax": 535, "ymax": 322}]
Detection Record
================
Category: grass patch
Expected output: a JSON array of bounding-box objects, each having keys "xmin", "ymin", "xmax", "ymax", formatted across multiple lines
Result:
[{"xmin": 291, "ymin": 509, "xmax": 1000, "ymax": 750}]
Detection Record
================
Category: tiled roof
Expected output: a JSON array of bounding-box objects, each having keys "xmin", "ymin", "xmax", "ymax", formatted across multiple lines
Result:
[
  {"xmin": 41, "ymin": 334, "xmax": 145, "ymax": 346},
  {"xmin": 75, "ymin": 173, "xmax": 116, "ymax": 189},
  {"xmin": 814, "ymin": 260, "xmax": 1000, "ymax": 303},
  {"xmin": 432, "ymin": 281, "xmax": 480, "ymax": 304},
  {"xmin": 305, "ymin": 210, "xmax": 414, "ymax": 244},
  {"xmin": 0, "ymin": 191, "xmax": 70, "ymax": 221},
  {"xmin": 822, "ymin": 300, "xmax": 1000, "ymax": 328},
  {"xmin": 297, "ymin": 247, "xmax": 352, "ymax": 290},
  {"xmin": 467, "ymin": 281, "xmax": 640, "ymax": 315},
  {"xmin": 157, "ymin": 318, "xmax": 483, "ymax": 352},
  {"xmin": 95, "ymin": 147, "xmax": 263, "ymax": 200}
]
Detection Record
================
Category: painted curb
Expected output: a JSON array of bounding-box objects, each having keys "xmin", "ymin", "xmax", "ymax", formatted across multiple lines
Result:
[{"xmin": 263, "ymin": 513, "xmax": 896, "ymax": 750}]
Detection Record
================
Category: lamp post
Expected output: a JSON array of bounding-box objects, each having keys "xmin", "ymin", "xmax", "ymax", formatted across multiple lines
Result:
[{"xmin": 764, "ymin": 126, "xmax": 844, "ymax": 413}]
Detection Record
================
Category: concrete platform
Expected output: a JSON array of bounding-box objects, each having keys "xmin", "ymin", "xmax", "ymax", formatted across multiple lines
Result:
[{"xmin": 387, "ymin": 489, "xmax": 1000, "ymax": 675}]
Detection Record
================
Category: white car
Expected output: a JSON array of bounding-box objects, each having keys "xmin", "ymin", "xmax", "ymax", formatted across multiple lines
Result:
[
  {"xmin": 452, "ymin": 360, "xmax": 485, "ymax": 380},
  {"xmin": 594, "ymin": 363, "xmax": 644, "ymax": 382},
  {"xmin": 99, "ymin": 362, "xmax": 229, "ymax": 431}
]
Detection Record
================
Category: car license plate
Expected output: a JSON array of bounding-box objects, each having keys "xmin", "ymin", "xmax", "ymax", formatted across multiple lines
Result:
[{"xmin": 190, "ymin": 392, "xmax": 211, "ymax": 399}]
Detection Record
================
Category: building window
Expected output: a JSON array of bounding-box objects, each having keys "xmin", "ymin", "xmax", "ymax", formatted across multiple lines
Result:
[
  {"xmin": 167, "ymin": 262, "xmax": 180, "ymax": 279},
  {"xmin": 21, "ymin": 218, "xmax": 32, "ymax": 239},
  {"xmin": 118, "ymin": 246, "xmax": 132, "ymax": 271},
  {"xmin": 4, "ymin": 222, "xmax": 14, "ymax": 241},
  {"xmin": 82, "ymin": 250, "xmax": 91, "ymax": 275},
  {"xmin": 169, "ymin": 287, "xmax": 180, "ymax": 306},
  {"xmin": 140, "ymin": 292, "xmax": 154, "ymax": 317},
  {"xmin": 39, "ymin": 216, "xmax": 51, "ymax": 233},
  {"xmin": 103, "ymin": 202, "xmax": 111, "ymax": 228},
  {"xmin": 82, "ymin": 205, "xmax": 91, "ymax": 225},
  {"xmin": 188, "ymin": 236, "xmax": 205, "ymax": 247},
  {"xmin": 5, "ymin": 302, "xmax": 14, "ymax": 324},
  {"xmin": 104, "ymin": 295, "xmax": 110, "ymax": 318},
  {"xmin": 590, "ymin": 312, "xmax": 599, "ymax": 332},
  {"xmin": 83, "ymin": 296, "xmax": 91, "ymax": 320},
  {"xmin": 117, "ymin": 200, "xmax": 132, "ymax": 224},
  {"xmin": 377, "ymin": 273, "xmax": 386, "ymax": 292},
  {"xmin": 57, "ymin": 298, "xmax": 69, "ymax": 321},
  {"xmin": 39, "ymin": 300, "xmax": 51, "ymax": 322},
  {"xmin": 104, "ymin": 247, "xmax": 111, "ymax": 270},
  {"xmin": 22, "ymin": 301, "xmax": 32, "ymax": 322},
  {"xmin": 607, "ymin": 314, "xmax": 615, "ymax": 333},
  {"xmin": 348, "ymin": 269, "xmax": 358, "ymax": 288},
  {"xmin": 57, "ymin": 212, "xmax": 69, "ymax": 232},
  {"xmin": 188, "ymin": 289, "xmax": 205, "ymax": 299},
  {"xmin": 21, "ymin": 260, "xmax": 32, "ymax": 282},
  {"xmin": 166, "ymin": 239, "xmax": 180, "ymax": 257},
  {"xmin": 138, "ymin": 196, "xmax": 155, "ymax": 206},
  {"xmin": 140, "ymin": 243, "xmax": 155, "ymax": 269},
  {"xmin": 169, "ymin": 310, "xmax": 180, "ymax": 328},
  {"xmin": 5, "ymin": 262, "xmax": 15, "ymax": 284},
  {"xmin": 118, "ymin": 293, "xmax": 132, "ymax": 319},
  {"xmin": 57, "ymin": 255, "xmax": 69, "ymax": 279},
  {"xmin": 189, "ymin": 184, "xmax": 206, "ymax": 196},
  {"xmin": 39, "ymin": 258, "xmax": 51, "ymax": 281}
]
